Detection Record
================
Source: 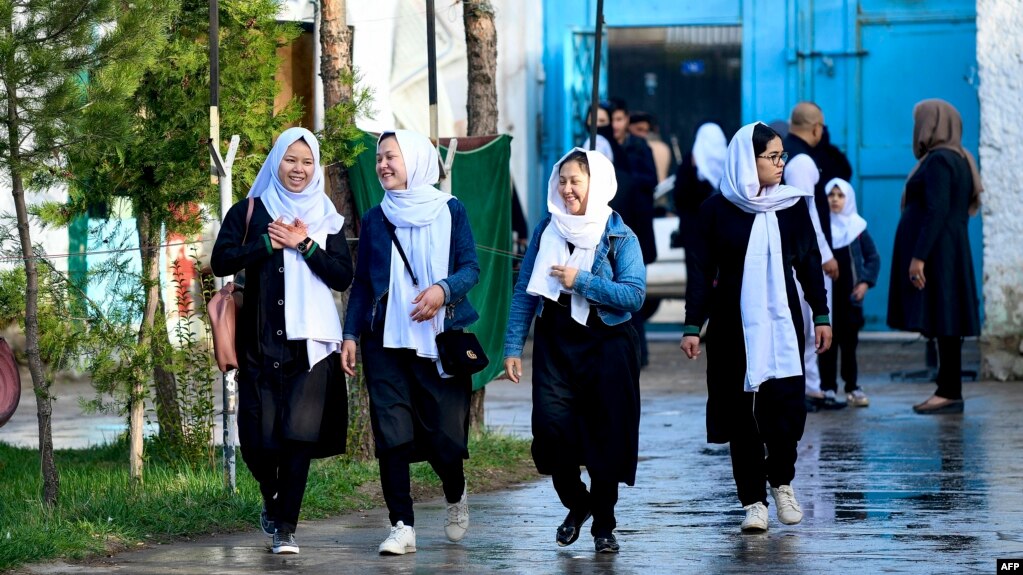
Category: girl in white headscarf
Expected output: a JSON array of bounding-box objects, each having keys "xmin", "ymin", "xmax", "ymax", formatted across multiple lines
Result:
[
  {"xmin": 341, "ymin": 129, "xmax": 481, "ymax": 556},
  {"xmin": 672, "ymin": 122, "xmax": 727, "ymax": 252},
  {"xmin": 680, "ymin": 122, "xmax": 832, "ymax": 534},
  {"xmin": 503, "ymin": 148, "xmax": 646, "ymax": 554},
  {"xmin": 212, "ymin": 127, "xmax": 354, "ymax": 555},
  {"xmin": 819, "ymin": 178, "xmax": 880, "ymax": 407}
]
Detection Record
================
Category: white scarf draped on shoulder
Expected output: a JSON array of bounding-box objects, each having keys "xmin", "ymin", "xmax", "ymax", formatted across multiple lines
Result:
[
  {"xmin": 720, "ymin": 122, "xmax": 812, "ymax": 392},
  {"xmin": 526, "ymin": 147, "xmax": 616, "ymax": 325},
  {"xmin": 825, "ymin": 177, "xmax": 867, "ymax": 249},
  {"xmin": 378, "ymin": 130, "xmax": 453, "ymax": 373},
  {"xmin": 247, "ymin": 127, "xmax": 345, "ymax": 370}
]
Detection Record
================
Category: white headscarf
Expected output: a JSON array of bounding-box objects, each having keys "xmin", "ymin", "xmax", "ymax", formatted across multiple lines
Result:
[
  {"xmin": 825, "ymin": 177, "xmax": 867, "ymax": 249},
  {"xmin": 377, "ymin": 130, "xmax": 453, "ymax": 371},
  {"xmin": 720, "ymin": 122, "xmax": 811, "ymax": 392},
  {"xmin": 247, "ymin": 127, "xmax": 345, "ymax": 370},
  {"xmin": 692, "ymin": 123, "xmax": 727, "ymax": 187},
  {"xmin": 526, "ymin": 148, "xmax": 616, "ymax": 326},
  {"xmin": 581, "ymin": 134, "xmax": 615, "ymax": 163}
]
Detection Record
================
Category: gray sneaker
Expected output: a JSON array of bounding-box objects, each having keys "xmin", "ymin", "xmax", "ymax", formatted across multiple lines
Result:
[
  {"xmin": 272, "ymin": 530, "xmax": 299, "ymax": 554},
  {"xmin": 444, "ymin": 482, "xmax": 469, "ymax": 542},
  {"xmin": 260, "ymin": 505, "xmax": 275, "ymax": 537}
]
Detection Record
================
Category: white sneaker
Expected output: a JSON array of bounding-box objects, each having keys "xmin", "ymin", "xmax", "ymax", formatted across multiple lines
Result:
[
  {"xmin": 741, "ymin": 502, "xmax": 768, "ymax": 532},
  {"xmin": 378, "ymin": 521, "xmax": 417, "ymax": 555},
  {"xmin": 444, "ymin": 482, "xmax": 469, "ymax": 542},
  {"xmin": 771, "ymin": 485, "xmax": 804, "ymax": 525}
]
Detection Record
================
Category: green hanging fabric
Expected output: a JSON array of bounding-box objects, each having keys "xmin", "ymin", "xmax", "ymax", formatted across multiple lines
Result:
[{"xmin": 348, "ymin": 131, "xmax": 513, "ymax": 391}]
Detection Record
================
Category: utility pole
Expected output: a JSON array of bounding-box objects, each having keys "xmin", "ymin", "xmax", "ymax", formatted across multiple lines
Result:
[
  {"xmin": 588, "ymin": 0, "xmax": 605, "ymax": 151},
  {"xmin": 210, "ymin": 0, "xmax": 240, "ymax": 491}
]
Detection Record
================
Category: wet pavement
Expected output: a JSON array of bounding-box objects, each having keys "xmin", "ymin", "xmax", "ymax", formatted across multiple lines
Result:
[{"xmin": 11, "ymin": 334, "xmax": 1023, "ymax": 574}]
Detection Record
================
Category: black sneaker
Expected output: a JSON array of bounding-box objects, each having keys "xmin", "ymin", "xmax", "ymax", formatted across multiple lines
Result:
[
  {"xmin": 260, "ymin": 505, "xmax": 275, "ymax": 537},
  {"xmin": 272, "ymin": 530, "xmax": 299, "ymax": 554},
  {"xmin": 594, "ymin": 533, "xmax": 620, "ymax": 553},
  {"xmin": 556, "ymin": 509, "xmax": 592, "ymax": 547}
]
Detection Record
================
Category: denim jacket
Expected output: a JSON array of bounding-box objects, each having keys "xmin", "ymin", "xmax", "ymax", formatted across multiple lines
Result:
[
  {"xmin": 842, "ymin": 229, "xmax": 881, "ymax": 307},
  {"xmin": 503, "ymin": 212, "xmax": 646, "ymax": 358},
  {"xmin": 343, "ymin": 198, "xmax": 480, "ymax": 339}
]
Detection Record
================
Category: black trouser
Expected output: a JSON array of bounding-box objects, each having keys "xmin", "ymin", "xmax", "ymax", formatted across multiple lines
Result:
[
  {"xmin": 378, "ymin": 442, "xmax": 465, "ymax": 527},
  {"xmin": 241, "ymin": 439, "xmax": 316, "ymax": 534},
  {"xmin": 729, "ymin": 434, "xmax": 798, "ymax": 507},
  {"xmin": 551, "ymin": 465, "xmax": 619, "ymax": 537},
  {"xmin": 630, "ymin": 313, "xmax": 648, "ymax": 366},
  {"xmin": 819, "ymin": 312, "xmax": 860, "ymax": 393},
  {"xmin": 935, "ymin": 336, "xmax": 964, "ymax": 400}
]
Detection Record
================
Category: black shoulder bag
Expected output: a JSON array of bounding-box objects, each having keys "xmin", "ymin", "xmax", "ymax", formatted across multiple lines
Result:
[{"xmin": 383, "ymin": 219, "xmax": 489, "ymax": 377}]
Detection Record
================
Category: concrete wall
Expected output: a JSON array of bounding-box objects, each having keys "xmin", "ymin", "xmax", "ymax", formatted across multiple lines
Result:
[{"xmin": 978, "ymin": 0, "xmax": 1023, "ymax": 380}]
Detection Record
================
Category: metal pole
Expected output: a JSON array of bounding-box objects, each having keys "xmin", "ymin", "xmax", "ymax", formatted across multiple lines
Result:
[
  {"xmin": 588, "ymin": 0, "xmax": 605, "ymax": 151},
  {"xmin": 210, "ymin": 0, "xmax": 221, "ymax": 184},
  {"xmin": 210, "ymin": 0, "xmax": 237, "ymax": 492},
  {"xmin": 426, "ymin": 0, "xmax": 438, "ymax": 145}
]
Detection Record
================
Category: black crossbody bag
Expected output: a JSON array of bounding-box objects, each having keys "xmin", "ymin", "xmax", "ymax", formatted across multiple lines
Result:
[{"xmin": 383, "ymin": 219, "xmax": 489, "ymax": 377}]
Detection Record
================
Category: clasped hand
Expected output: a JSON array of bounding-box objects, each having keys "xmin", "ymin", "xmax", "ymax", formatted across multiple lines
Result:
[{"xmin": 267, "ymin": 218, "xmax": 308, "ymax": 250}]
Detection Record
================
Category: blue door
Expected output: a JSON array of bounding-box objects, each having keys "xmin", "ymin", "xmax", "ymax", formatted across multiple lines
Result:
[
  {"xmin": 785, "ymin": 0, "xmax": 980, "ymax": 330},
  {"xmin": 853, "ymin": 2, "xmax": 981, "ymax": 330}
]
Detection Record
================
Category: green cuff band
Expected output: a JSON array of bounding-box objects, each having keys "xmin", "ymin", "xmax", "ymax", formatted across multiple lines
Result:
[
  {"xmin": 302, "ymin": 241, "xmax": 318, "ymax": 259},
  {"xmin": 262, "ymin": 234, "xmax": 273, "ymax": 255},
  {"xmin": 813, "ymin": 315, "xmax": 830, "ymax": 326},
  {"xmin": 682, "ymin": 324, "xmax": 701, "ymax": 335}
]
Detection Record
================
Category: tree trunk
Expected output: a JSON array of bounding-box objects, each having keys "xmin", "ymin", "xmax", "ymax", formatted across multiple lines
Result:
[
  {"xmin": 463, "ymin": 0, "xmax": 499, "ymax": 136},
  {"xmin": 463, "ymin": 0, "xmax": 499, "ymax": 429},
  {"xmin": 320, "ymin": 0, "xmax": 353, "ymax": 106},
  {"xmin": 154, "ymin": 297, "xmax": 182, "ymax": 443},
  {"xmin": 9, "ymin": 168, "xmax": 60, "ymax": 505},
  {"xmin": 319, "ymin": 0, "xmax": 373, "ymax": 459},
  {"xmin": 129, "ymin": 210, "xmax": 167, "ymax": 478},
  {"xmin": 4, "ymin": 73, "xmax": 59, "ymax": 505},
  {"xmin": 136, "ymin": 214, "xmax": 183, "ymax": 450}
]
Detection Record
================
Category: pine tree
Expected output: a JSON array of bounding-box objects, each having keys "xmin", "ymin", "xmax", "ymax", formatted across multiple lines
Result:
[{"xmin": 0, "ymin": 0, "xmax": 170, "ymax": 504}]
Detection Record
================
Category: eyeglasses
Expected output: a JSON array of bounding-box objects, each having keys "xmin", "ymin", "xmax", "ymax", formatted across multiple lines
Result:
[{"xmin": 756, "ymin": 152, "xmax": 788, "ymax": 166}]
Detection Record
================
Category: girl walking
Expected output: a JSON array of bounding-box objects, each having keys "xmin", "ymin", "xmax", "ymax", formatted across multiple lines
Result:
[
  {"xmin": 341, "ymin": 130, "xmax": 480, "ymax": 555},
  {"xmin": 680, "ymin": 122, "xmax": 831, "ymax": 533},
  {"xmin": 504, "ymin": 148, "xmax": 645, "ymax": 553},
  {"xmin": 211, "ymin": 127, "xmax": 353, "ymax": 555}
]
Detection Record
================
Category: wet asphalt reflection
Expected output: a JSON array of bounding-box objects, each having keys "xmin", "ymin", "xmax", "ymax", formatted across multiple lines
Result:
[{"xmin": 15, "ymin": 339, "xmax": 1023, "ymax": 574}]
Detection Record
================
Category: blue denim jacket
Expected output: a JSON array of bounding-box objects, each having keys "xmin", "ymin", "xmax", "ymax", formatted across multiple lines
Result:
[
  {"xmin": 504, "ymin": 212, "xmax": 646, "ymax": 358},
  {"xmin": 343, "ymin": 198, "xmax": 480, "ymax": 339}
]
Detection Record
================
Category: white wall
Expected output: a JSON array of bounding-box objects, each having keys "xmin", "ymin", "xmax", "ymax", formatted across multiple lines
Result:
[
  {"xmin": 0, "ymin": 183, "xmax": 69, "ymax": 273},
  {"xmin": 978, "ymin": 0, "xmax": 1023, "ymax": 377}
]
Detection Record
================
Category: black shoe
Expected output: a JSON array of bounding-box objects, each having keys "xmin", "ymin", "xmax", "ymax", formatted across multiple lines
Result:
[
  {"xmin": 556, "ymin": 509, "xmax": 592, "ymax": 547},
  {"xmin": 804, "ymin": 395, "xmax": 822, "ymax": 413},
  {"xmin": 913, "ymin": 397, "xmax": 964, "ymax": 414},
  {"xmin": 260, "ymin": 505, "xmax": 275, "ymax": 537},
  {"xmin": 594, "ymin": 533, "xmax": 620, "ymax": 553},
  {"xmin": 271, "ymin": 530, "xmax": 299, "ymax": 554}
]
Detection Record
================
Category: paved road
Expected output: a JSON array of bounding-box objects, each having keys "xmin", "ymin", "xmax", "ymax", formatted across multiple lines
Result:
[{"xmin": 15, "ymin": 338, "xmax": 1023, "ymax": 574}]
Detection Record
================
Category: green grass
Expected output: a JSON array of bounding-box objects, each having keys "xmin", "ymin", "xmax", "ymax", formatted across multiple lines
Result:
[{"xmin": 0, "ymin": 432, "xmax": 533, "ymax": 572}]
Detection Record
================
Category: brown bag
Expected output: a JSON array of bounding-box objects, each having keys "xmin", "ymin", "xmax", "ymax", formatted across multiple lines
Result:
[
  {"xmin": 209, "ymin": 198, "xmax": 254, "ymax": 373},
  {"xmin": 0, "ymin": 337, "xmax": 21, "ymax": 428}
]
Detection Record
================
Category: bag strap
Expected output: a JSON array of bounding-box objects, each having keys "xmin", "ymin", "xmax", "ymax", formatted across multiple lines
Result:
[
  {"xmin": 241, "ymin": 197, "xmax": 254, "ymax": 245},
  {"xmin": 383, "ymin": 217, "xmax": 419, "ymax": 288}
]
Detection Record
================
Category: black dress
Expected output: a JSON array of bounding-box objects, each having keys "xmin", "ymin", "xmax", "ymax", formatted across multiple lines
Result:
[
  {"xmin": 531, "ymin": 293, "xmax": 641, "ymax": 485},
  {"xmin": 672, "ymin": 153, "xmax": 718, "ymax": 253},
  {"xmin": 684, "ymin": 194, "xmax": 829, "ymax": 444},
  {"xmin": 211, "ymin": 198, "xmax": 354, "ymax": 458},
  {"xmin": 887, "ymin": 149, "xmax": 980, "ymax": 337}
]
